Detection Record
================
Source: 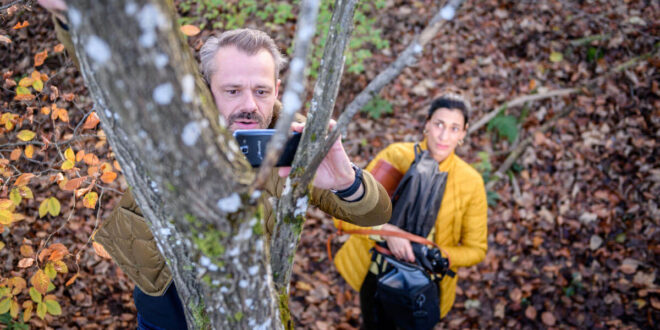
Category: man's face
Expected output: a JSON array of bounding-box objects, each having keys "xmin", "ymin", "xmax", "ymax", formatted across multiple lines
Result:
[{"xmin": 209, "ymin": 46, "xmax": 280, "ymax": 131}]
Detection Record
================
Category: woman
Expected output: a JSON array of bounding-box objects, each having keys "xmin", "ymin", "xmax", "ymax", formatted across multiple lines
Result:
[{"xmin": 334, "ymin": 91, "xmax": 488, "ymax": 329}]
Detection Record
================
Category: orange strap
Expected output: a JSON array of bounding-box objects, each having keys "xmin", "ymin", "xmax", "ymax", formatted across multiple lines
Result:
[{"xmin": 326, "ymin": 221, "xmax": 452, "ymax": 267}]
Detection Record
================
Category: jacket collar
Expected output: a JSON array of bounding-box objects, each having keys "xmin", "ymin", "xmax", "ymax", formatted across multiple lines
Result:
[{"xmin": 420, "ymin": 137, "xmax": 456, "ymax": 172}]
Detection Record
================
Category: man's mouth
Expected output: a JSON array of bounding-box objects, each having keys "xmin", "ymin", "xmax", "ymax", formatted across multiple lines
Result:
[
  {"xmin": 228, "ymin": 111, "xmax": 265, "ymax": 130},
  {"xmin": 232, "ymin": 120, "xmax": 260, "ymax": 129}
]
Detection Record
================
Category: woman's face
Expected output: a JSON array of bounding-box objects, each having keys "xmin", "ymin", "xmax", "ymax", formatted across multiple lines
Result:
[{"xmin": 424, "ymin": 108, "xmax": 467, "ymax": 162}]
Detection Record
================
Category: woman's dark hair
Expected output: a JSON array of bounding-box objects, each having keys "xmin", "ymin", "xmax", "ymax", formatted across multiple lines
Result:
[{"xmin": 427, "ymin": 92, "xmax": 471, "ymax": 128}]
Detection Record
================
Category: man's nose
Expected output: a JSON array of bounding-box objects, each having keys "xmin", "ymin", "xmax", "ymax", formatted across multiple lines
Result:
[{"xmin": 241, "ymin": 92, "xmax": 258, "ymax": 111}]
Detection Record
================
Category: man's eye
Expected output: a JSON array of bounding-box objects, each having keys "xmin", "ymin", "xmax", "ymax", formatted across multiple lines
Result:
[
  {"xmin": 226, "ymin": 90, "xmax": 238, "ymax": 95},
  {"xmin": 256, "ymin": 90, "xmax": 268, "ymax": 96}
]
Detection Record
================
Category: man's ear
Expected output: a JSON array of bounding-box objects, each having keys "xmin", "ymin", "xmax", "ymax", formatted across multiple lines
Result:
[{"xmin": 275, "ymin": 79, "xmax": 281, "ymax": 97}]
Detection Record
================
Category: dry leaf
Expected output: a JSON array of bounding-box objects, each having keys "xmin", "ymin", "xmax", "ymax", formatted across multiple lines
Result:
[
  {"xmin": 83, "ymin": 153, "xmax": 100, "ymax": 165},
  {"xmin": 62, "ymin": 93, "xmax": 75, "ymax": 101},
  {"xmin": 83, "ymin": 192, "xmax": 98, "ymax": 209},
  {"xmin": 25, "ymin": 145, "xmax": 35, "ymax": 159},
  {"xmin": 10, "ymin": 148, "xmax": 21, "ymax": 161},
  {"xmin": 0, "ymin": 35, "xmax": 11, "ymax": 44},
  {"xmin": 20, "ymin": 244, "xmax": 34, "ymax": 257},
  {"xmin": 53, "ymin": 43, "xmax": 65, "ymax": 53},
  {"xmin": 12, "ymin": 21, "xmax": 29, "ymax": 30},
  {"xmin": 18, "ymin": 257, "xmax": 35, "ymax": 268},
  {"xmin": 83, "ymin": 112, "xmax": 100, "ymax": 129},
  {"xmin": 541, "ymin": 311, "xmax": 556, "ymax": 326},
  {"xmin": 14, "ymin": 94, "xmax": 36, "ymax": 101},
  {"xmin": 76, "ymin": 150, "xmax": 85, "ymax": 162},
  {"xmin": 100, "ymin": 171, "xmax": 117, "ymax": 183},
  {"xmin": 62, "ymin": 176, "xmax": 87, "ymax": 191},
  {"xmin": 93, "ymin": 242, "xmax": 111, "ymax": 259},
  {"xmin": 180, "ymin": 24, "xmax": 201, "ymax": 36},
  {"xmin": 17, "ymin": 130, "xmax": 36, "ymax": 141},
  {"xmin": 65, "ymin": 273, "xmax": 79, "ymax": 286},
  {"xmin": 525, "ymin": 305, "xmax": 537, "ymax": 320},
  {"xmin": 34, "ymin": 49, "xmax": 48, "ymax": 67},
  {"xmin": 14, "ymin": 173, "xmax": 34, "ymax": 186},
  {"xmin": 30, "ymin": 269, "xmax": 51, "ymax": 295}
]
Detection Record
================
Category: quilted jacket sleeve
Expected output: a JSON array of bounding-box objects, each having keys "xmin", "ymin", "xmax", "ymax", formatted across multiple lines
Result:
[
  {"xmin": 441, "ymin": 178, "xmax": 488, "ymax": 268},
  {"xmin": 331, "ymin": 144, "xmax": 406, "ymax": 237},
  {"xmin": 312, "ymin": 170, "xmax": 391, "ymax": 227}
]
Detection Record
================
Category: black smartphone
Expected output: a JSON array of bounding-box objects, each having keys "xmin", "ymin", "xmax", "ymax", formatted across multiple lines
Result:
[{"xmin": 232, "ymin": 129, "xmax": 301, "ymax": 168}]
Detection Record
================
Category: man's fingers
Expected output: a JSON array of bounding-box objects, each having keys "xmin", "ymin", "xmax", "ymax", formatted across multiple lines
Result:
[
  {"xmin": 38, "ymin": 0, "xmax": 68, "ymax": 11},
  {"xmin": 278, "ymin": 166, "xmax": 291, "ymax": 178},
  {"xmin": 290, "ymin": 122, "xmax": 304, "ymax": 133}
]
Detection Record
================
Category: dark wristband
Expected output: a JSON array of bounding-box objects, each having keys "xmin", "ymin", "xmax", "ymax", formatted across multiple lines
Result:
[
  {"xmin": 332, "ymin": 163, "xmax": 363, "ymax": 200},
  {"xmin": 55, "ymin": 17, "xmax": 69, "ymax": 31}
]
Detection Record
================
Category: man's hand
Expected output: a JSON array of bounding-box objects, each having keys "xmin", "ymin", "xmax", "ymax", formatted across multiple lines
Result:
[
  {"xmin": 278, "ymin": 121, "xmax": 362, "ymax": 198},
  {"xmin": 38, "ymin": 0, "xmax": 68, "ymax": 23},
  {"xmin": 382, "ymin": 224, "xmax": 415, "ymax": 263},
  {"xmin": 38, "ymin": 0, "xmax": 67, "ymax": 11}
]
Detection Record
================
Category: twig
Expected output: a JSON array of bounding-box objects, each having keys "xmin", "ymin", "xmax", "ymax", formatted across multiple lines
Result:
[
  {"xmin": 468, "ymin": 88, "xmax": 578, "ymax": 134},
  {"xmin": 288, "ymin": 0, "xmax": 358, "ymax": 194},
  {"xmin": 268, "ymin": 0, "xmax": 359, "ymax": 291},
  {"xmin": 485, "ymin": 106, "xmax": 574, "ymax": 190},
  {"xmin": 469, "ymin": 43, "xmax": 659, "ymax": 136},
  {"xmin": 569, "ymin": 33, "xmax": 610, "ymax": 47},
  {"xmin": 0, "ymin": 0, "xmax": 31, "ymax": 11},
  {"xmin": 250, "ymin": 0, "xmax": 320, "ymax": 192},
  {"xmin": 0, "ymin": 134, "xmax": 98, "ymax": 148}
]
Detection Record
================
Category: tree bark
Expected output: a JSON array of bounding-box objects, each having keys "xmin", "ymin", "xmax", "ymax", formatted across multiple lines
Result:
[
  {"xmin": 269, "ymin": 0, "xmax": 358, "ymax": 293},
  {"xmin": 66, "ymin": 0, "xmax": 279, "ymax": 328}
]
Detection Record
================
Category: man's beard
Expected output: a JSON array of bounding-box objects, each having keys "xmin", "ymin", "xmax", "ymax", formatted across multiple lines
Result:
[{"xmin": 227, "ymin": 111, "xmax": 270, "ymax": 129}]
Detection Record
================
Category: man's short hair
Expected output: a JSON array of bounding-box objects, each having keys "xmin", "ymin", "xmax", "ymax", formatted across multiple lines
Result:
[{"xmin": 199, "ymin": 28, "xmax": 287, "ymax": 84}]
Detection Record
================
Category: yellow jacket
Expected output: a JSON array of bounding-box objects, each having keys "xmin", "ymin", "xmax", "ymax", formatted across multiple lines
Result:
[{"xmin": 333, "ymin": 140, "xmax": 488, "ymax": 318}]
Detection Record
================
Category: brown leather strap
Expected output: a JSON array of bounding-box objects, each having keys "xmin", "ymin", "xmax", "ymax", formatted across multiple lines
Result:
[{"xmin": 327, "ymin": 221, "xmax": 452, "ymax": 267}]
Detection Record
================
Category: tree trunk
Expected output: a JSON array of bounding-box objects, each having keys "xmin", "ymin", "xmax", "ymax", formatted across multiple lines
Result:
[{"xmin": 66, "ymin": 0, "xmax": 279, "ymax": 328}]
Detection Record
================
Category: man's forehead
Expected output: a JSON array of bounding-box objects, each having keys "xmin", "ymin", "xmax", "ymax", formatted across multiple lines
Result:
[{"xmin": 214, "ymin": 46, "xmax": 276, "ymax": 68}]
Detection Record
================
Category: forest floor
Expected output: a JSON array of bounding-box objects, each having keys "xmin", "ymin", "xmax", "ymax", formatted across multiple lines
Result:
[{"xmin": 1, "ymin": 0, "xmax": 658, "ymax": 329}]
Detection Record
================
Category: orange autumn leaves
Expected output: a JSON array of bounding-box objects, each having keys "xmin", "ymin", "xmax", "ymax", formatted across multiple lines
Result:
[
  {"xmin": 14, "ymin": 70, "xmax": 48, "ymax": 102},
  {"xmin": 0, "ymin": 242, "xmax": 68, "ymax": 321},
  {"xmin": 58, "ymin": 145, "xmax": 118, "ymax": 210}
]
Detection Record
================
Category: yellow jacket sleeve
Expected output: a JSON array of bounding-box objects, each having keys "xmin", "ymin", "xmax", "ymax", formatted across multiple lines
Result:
[{"xmin": 440, "ymin": 178, "xmax": 488, "ymax": 268}]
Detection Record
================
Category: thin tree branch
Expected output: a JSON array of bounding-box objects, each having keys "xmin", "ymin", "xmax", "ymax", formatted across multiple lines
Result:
[
  {"xmin": 269, "ymin": 0, "xmax": 358, "ymax": 293},
  {"xmin": 485, "ymin": 106, "xmax": 575, "ymax": 190},
  {"xmin": 0, "ymin": 0, "xmax": 31, "ymax": 12},
  {"xmin": 468, "ymin": 88, "xmax": 578, "ymax": 134},
  {"xmin": 469, "ymin": 43, "xmax": 659, "ymax": 135},
  {"xmin": 251, "ymin": 0, "xmax": 320, "ymax": 192}
]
